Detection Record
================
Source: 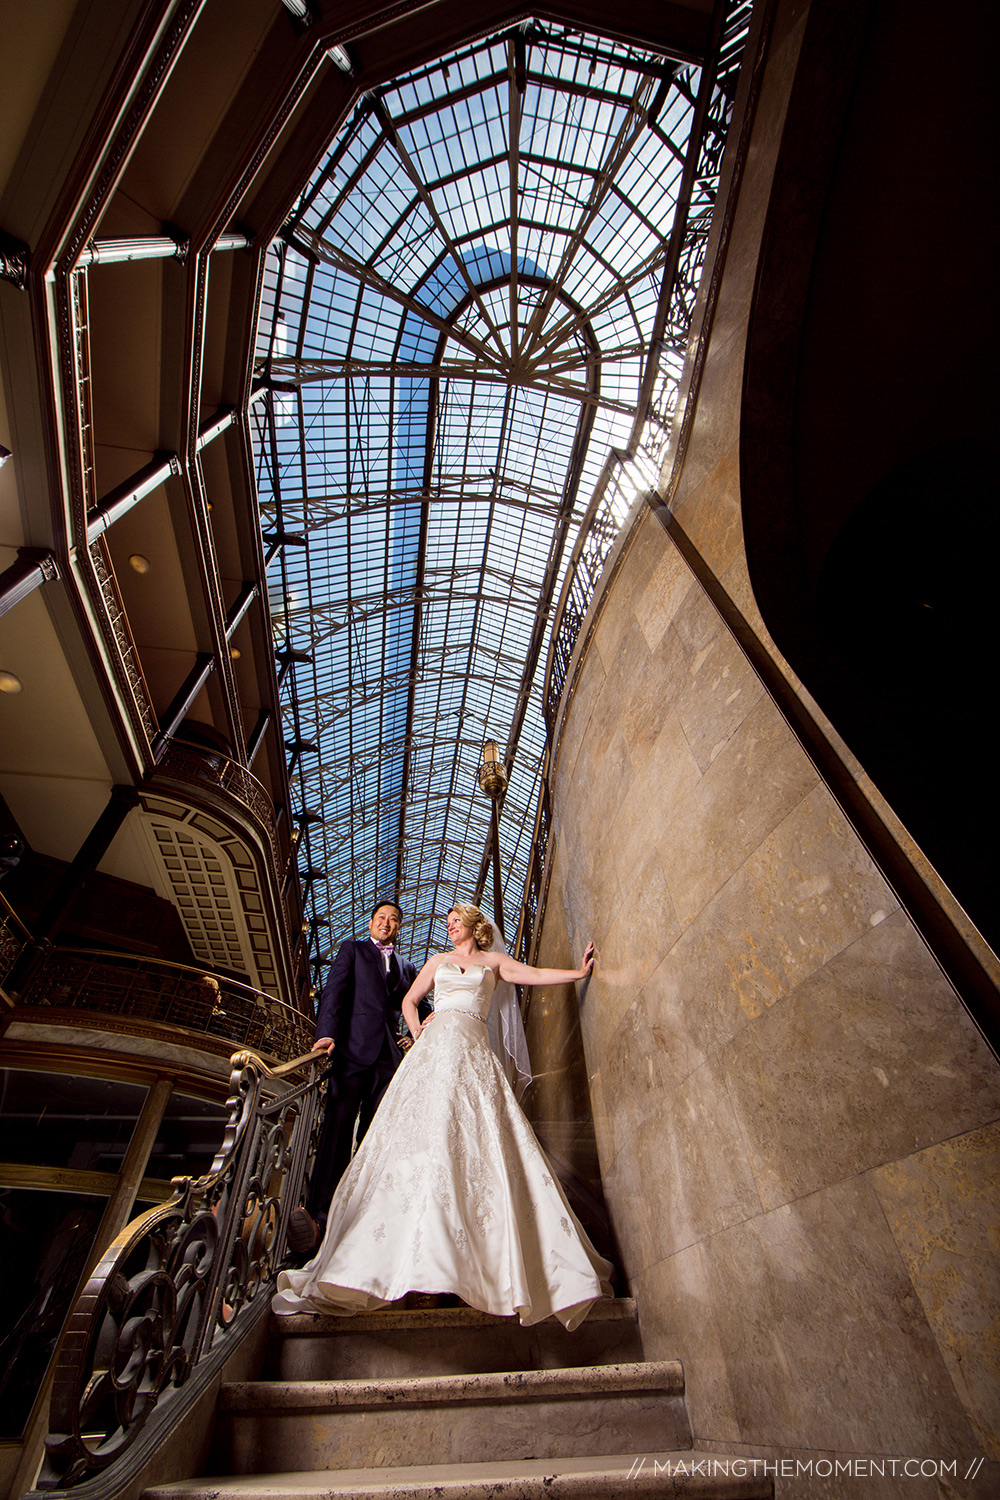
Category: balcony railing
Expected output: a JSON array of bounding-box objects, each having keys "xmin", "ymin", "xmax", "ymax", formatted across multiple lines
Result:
[
  {"xmin": 0, "ymin": 889, "xmax": 31, "ymax": 989},
  {"xmin": 16, "ymin": 947, "xmax": 313, "ymax": 1061}
]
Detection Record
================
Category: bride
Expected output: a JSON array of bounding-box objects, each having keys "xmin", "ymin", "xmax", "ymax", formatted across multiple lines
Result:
[{"xmin": 273, "ymin": 902, "xmax": 613, "ymax": 1329}]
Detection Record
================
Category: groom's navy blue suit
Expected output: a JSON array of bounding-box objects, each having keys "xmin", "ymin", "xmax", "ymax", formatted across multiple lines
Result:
[{"xmin": 306, "ymin": 936, "xmax": 416, "ymax": 1220}]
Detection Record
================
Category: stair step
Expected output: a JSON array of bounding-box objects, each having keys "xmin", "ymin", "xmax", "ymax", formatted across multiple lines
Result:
[
  {"xmin": 214, "ymin": 1361, "xmax": 690, "ymax": 1472},
  {"xmin": 148, "ymin": 1451, "xmax": 773, "ymax": 1498},
  {"xmin": 265, "ymin": 1298, "xmax": 643, "ymax": 1380},
  {"xmin": 269, "ymin": 1297, "xmax": 638, "ymax": 1334}
]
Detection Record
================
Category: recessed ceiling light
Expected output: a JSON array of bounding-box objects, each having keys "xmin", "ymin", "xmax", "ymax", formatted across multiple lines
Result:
[
  {"xmin": 230, "ymin": 646, "xmax": 241, "ymax": 659},
  {"xmin": 0, "ymin": 670, "xmax": 23, "ymax": 693},
  {"xmin": 129, "ymin": 554, "xmax": 151, "ymax": 573}
]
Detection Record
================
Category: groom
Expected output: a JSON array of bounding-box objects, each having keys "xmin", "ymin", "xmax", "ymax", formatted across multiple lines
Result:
[{"xmin": 289, "ymin": 899, "xmax": 417, "ymax": 1254}]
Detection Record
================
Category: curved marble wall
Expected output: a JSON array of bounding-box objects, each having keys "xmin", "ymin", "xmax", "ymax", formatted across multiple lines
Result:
[{"xmin": 527, "ymin": 0, "xmax": 1000, "ymax": 1484}]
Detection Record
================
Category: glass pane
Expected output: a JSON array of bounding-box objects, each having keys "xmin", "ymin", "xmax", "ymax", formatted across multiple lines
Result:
[
  {"xmin": 144, "ymin": 1092, "xmax": 228, "ymax": 1181},
  {"xmin": 0, "ymin": 1186, "xmax": 107, "ymax": 1439},
  {"xmin": 0, "ymin": 1069, "xmax": 148, "ymax": 1173}
]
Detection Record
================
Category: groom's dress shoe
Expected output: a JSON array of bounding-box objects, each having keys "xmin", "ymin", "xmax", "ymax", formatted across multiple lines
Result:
[{"xmin": 288, "ymin": 1207, "xmax": 321, "ymax": 1254}]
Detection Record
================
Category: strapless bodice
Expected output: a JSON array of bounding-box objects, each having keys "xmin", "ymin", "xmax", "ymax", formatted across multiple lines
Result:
[{"xmin": 432, "ymin": 961, "xmax": 496, "ymax": 1020}]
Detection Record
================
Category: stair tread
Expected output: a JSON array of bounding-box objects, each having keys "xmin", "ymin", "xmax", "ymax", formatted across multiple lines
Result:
[
  {"xmin": 221, "ymin": 1358, "xmax": 683, "ymax": 1410},
  {"xmin": 269, "ymin": 1297, "xmax": 637, "ymax": 1336},
  {"xmin": 146, "ymin": 1451, "xmax": 772, "ymax": 1498}
]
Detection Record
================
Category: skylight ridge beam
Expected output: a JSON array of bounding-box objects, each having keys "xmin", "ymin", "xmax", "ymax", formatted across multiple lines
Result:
[
  {"xmin": 417, "ymin": 398, "xmax": 481, "ymax": 901},
  {"xmin": 291, "ymin": 228, "xmax": 500, "ymax": 369},
  {"xmin": 508, "ymin": 33, "xmax": 522, "ymax": 365},
  {"xmin": 426, "ymin": 377, "xmax": 511, "ymax": 907},
  {"xmin": 520, "ymin": 68, "xmax": 660, "ymax": 364},
  {"xmin": 371, "ymin": 96, "xmax": 511, "ymax": 367}
]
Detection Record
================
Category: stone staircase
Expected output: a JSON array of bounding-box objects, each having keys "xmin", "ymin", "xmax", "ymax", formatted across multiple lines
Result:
[{"xmin": 146, "ymin": 1299, "xmax": 773, "ymax": 1499}]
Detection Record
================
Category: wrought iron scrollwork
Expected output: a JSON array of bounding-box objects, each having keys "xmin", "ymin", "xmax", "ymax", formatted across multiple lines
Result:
[{"xmin": 38, "ymin": 1046, "xmax": 323, "ymax": 1489}]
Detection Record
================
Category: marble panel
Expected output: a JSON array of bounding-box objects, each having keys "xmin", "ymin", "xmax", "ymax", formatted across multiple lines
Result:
[
  {"xmin": 872, "ymin": 1121, "xmax": 1000, "ymax": 1458},
  {"xmin": 720, "ymin": 551, "xmax": 779, "ymax": 664},
  {"xmin": 556, "ymin": 790, "xmax": 618, "ymax": 942},
  {"xmin": 580, "ymin": 869, "xmax": 676, "ymax": 1069},
  {"xmin": 625, "ymin": 704, "xmax": 704, "ymax": 854},
  {"xmin": 558, "ymin": 833, "xmax": 610, "ymax": 959},
  {"xmin": 660, "ymin": 693, "xmax": 818, "ymax": 931},
  {"xmin": 587, "ymin": 1065, "xmax": 614, "ymax": 1181},
  {"xmin": 632, "ymin": 1242, "xmax": 742, "ymax": 1445},
  {"xmin": 601, "ymin": 1133, "xmax": 655, "ymax": 1282},
  {"xmin": 671, "ymin": 568, "xmax": 727, "ymax": 655},
  {"xmin": 668, "ymin": 325, "xmax": 743, "ymax": 507},
  {"xmin": 639, "ymin": 780, "xmax": 899, "ymax": 1092},
  {"xmin": 601, "ymin": 993, "xmax": 672, "ymax": 1158},
  {"xmin": 633, "ymin": 534, "xmax": 695, "ymax": 653},
  {"xmin": 702, "ymin": 1174, "xmax": 977, "ymax": 1455},
  {"xmin": 580, "ymin": 685, "xmax": 635, "ymax": 821},
  {"xmin": 625, "ymin": 1055, "xmax": 762, "ymax": 1261},
  {"xmin": 554, "ymin": 644, "xmax": 605, "ymax": 791},
  {"xmin": 633, "ymin": 950, "xmax": 712, "ymax": 1094},
  {"xmin": 606, "ymin": 839, "xmax": 680, "ymax": 948},
  {"xmin": 618, "ymin": 619, "xmax": 691, "ymax": 772},
  {"xmin": 591, "ymin": 514, "xmax": 667, "ymax": 674},
  {"xmin": 721, "ymin": 911, "xmax": 1000, "ymax": 1211},
  {"xmin": 673, "ymin": 617, "xmax": 765, "ymax": 774},
  {"xmin": 671, "ymin": 442, "xmax": 745, "ymax": 585}
]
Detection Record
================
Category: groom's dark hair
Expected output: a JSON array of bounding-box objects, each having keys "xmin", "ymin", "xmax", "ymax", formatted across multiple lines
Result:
[{"xmin": 370, "ymin": 898, "xmax": 403, "ymax": 923}]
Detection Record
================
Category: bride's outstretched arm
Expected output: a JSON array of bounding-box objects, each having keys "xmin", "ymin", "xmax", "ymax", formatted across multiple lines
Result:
[
  {"xmin": 497, "ymin": 942, "xmax": 595, "ymax": 986},
  {"xmin": 401, "ymin": 958, "xmax": 439, "ymax": 1040}
]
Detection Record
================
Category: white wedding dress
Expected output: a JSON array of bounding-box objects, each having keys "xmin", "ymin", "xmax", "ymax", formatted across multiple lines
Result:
[{"xmin": 273, "ymin": 962, "xmax": 613, "ymax": 1329}]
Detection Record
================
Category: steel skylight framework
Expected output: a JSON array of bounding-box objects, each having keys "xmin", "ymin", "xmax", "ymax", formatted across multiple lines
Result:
[{"xmin": 254, "ymin": 12, "xmax": 748, "ymax": 977}]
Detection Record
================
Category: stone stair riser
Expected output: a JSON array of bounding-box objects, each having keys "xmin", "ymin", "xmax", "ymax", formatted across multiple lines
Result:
[
  {"xmin": 266, "ymin": 1316, "xmax": 643, "ymax": 1380},
  {"xmin": 214, "ymin": 1390, "xmax": 691, "ymax": 1472}
]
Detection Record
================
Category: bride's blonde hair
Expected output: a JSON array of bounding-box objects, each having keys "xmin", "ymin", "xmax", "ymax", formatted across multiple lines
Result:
[{"xmin": 449, "ymin": 902, "xmax": 494, "ymax": 951}]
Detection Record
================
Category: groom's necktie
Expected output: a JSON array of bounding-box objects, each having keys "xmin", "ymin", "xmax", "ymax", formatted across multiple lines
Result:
[{"xmin": 373, "ymin": 939, "xmax": 397, "ymax": 986}]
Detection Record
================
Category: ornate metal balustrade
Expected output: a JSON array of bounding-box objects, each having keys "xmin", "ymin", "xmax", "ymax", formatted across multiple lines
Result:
[
  {"xmin": 156, "ymin": 743, "xmax": 284, "ymax": 878},
  {"xmin": 17, "ymin": 947, "xmax": 313, "ymax": 1061},
  {"xmin": 33, "ymin": 1045, "xmax": 324, "ymax": 1492},
  {"xmin": 154, "ymin": 742, "xmax": 299, "ymax": 963},
  {"xmin": 0, "ymin": 890, "xmax": 31, "ymax": 988}
]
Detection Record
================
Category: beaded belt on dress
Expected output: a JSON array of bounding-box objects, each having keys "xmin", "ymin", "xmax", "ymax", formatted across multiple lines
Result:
[{"xmin": 440, "ymin": 1007, "xmax": 487, "ymax": 1022}]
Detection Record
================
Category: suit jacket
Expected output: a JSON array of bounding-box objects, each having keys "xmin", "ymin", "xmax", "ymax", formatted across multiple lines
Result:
[{"xmin": 314, "ymin": 937, "xmax": 417, "ymax": 1067}]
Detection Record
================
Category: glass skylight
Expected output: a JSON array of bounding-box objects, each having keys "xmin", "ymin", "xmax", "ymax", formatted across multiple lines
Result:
[{"xmin": 253, "ymin": 16, "xmax": 743, "ymax": 977}]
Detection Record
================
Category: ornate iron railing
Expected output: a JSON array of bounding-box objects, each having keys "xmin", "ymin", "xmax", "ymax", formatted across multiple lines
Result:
[
  {"xmin": 17, "ymin": 947, "xmax": 313, "ymax": 1061},
  {"xmin": 35, "ymin": 1045, "xmax": 324, "ymax": 1492},
  {"xmin": 0, "ymin": 889, "xmax": 31, "ymax": 988},
  {"xmin": 154, "ymin": 742, "xmax": 299, "ymax": 959}
]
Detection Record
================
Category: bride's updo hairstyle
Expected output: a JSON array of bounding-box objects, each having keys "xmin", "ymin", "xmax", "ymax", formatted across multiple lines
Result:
[{"xmin": 449, "ymin": 902, "xmax": 494, "ymax": 951}]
